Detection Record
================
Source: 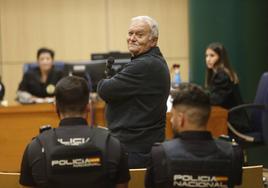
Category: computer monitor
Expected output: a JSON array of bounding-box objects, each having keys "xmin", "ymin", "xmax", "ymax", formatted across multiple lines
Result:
[
  {"xmin": 91, "ymin": 51, "xmax": 131, "ymax": 60},
  {"xmin": 64, "ymin": 59, "xmax": 130, "ymax": 92}
]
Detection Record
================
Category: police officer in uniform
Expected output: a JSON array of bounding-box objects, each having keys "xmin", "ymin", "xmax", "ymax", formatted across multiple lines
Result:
[
  {"xmin": 145, "ymin": 83, "xmax": 243, "ymax": 188},
  {"xmin": 19, "ymin": 76, "xmax": 130, "ymax": 188}
]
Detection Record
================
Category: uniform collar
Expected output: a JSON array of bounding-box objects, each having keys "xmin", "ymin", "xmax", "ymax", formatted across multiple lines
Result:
[
  {"xmin": 174, "ymin": 131, "xmax": 213, "ymax": 140},
  {"xmin": 59, "ymin": 117, "xmax": 88, "ymax": 127}
]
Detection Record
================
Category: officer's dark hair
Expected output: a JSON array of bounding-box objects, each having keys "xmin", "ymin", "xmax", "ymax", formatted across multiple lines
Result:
[
  {"xmin": 37, "ymin": 47, "xmax": 55, "ymax": 60},
  {"xmin": 55, "ymin": 76, "xmax": 90, "ymax": 115},
  {"xmin": 171, "ymin": 83, "xmax": 211, "ymax": 127}
]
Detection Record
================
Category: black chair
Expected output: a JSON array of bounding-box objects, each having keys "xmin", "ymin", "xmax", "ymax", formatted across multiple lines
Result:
[
  {"xmin": 227, "ymin": 72, "xmax": 268, "ymax": 167},
  {"xmin": 228, "ymin": 72, "xmax": 268, "ymax": 143},
  {"xmin": 228, "ymin": 104, "xmax": 266, "ymax": 144}
]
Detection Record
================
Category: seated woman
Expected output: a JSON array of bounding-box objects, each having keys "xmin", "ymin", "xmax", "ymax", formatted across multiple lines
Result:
[
  {"xmin": 205, "ymin": 42, "xmax": 249, "ymax": 132},
  {"xmin": 17, "ymin": 47, "xmax": 64, "ymax": 103}
]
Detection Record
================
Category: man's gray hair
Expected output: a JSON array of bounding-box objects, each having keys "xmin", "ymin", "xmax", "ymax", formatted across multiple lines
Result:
[{"xmin": 131, "ymin": 16, "xmax": 159, "ymax": 39}]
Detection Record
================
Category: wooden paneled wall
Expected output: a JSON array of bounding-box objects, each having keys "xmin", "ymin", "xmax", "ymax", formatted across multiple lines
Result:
[{"xmin": 0, "ymin": 0, "xmax": 189, "ymax": 104}]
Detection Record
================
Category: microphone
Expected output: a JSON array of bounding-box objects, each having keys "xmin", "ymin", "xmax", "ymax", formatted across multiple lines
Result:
[{"xmin": 105, "ymin": 56, "xmax": 115, "ymax": 78}]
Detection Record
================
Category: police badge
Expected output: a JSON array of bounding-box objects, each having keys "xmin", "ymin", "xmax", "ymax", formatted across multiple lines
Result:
[{"xmin": 46, "ymin": 84, "xmax": 55, "ymax": 95}]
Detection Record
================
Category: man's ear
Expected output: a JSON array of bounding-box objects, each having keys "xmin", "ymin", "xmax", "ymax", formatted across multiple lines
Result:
[
  {"xmin": 151, "ymin": 37, "xmax": 158, "ymax": 47},
  {"xmin": 172, "ymin": 111, "xmax": 184, "ymax": 133},
  {"xmin": 177, "ymin": 112, "xmax": 185, "ymax": 128}
]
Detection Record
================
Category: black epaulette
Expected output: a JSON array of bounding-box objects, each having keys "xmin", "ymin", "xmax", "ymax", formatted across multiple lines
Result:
[
  {"xmin": 218, "ymin": 134, "xmax": 232, "ymax": 142},
  {"xmin": 218, "ymin": 135, "xmax": 239, "ymax": 146},
  {"xmin": 39, "ymin": 125, "xmax": 52, "ymax": 133},
  {"xmin": 231, "ymin": 139, "xmax": 239, "ymax": 146}
]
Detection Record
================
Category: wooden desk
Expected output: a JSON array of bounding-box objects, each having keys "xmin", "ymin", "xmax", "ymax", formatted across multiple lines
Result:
[{"xmin": 0, "ymin": 104, "xmax": 227, "ymax": 172}]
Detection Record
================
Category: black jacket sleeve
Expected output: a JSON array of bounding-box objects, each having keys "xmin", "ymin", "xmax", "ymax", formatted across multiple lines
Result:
[
  {"xmin": 115, "ymin": 144, "xmax": 131, "ymax": 184},
  {"xmin": 209, "ymin": 71, "xmax": 233, "ymax": 106},
  {"xmin": 19, "ymin": 144, "xmax": 36, "ymax": 186},
  {"xmin": 145, "ymin": 156, "xmax": 154, "ymax": 188},
  {"xmin": 107, "ymin": 136, "xmax": 130, "ymax": 184},
  {"xmin": 97, "ymin": 59, "xmax": 149, "ymax": 103},
  {"xmin": 18, "ymin": 72, "xmax": 31, "ymax": 92},
  {"xmin": 231, "ymin": 144, "xmax": 244, "ymax": 185}
]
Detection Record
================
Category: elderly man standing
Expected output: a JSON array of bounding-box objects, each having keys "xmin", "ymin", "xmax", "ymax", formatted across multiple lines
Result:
[{"xmin": 97, "ymin": 16, "xmax": 170, "ymax": 168}]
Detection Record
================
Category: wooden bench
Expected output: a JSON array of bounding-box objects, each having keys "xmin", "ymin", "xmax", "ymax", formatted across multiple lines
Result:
[
  {"xmin": 0, "ymin": 166, "xmax": 263, "ymax": 188},
  {"xmin": 0, "ymin": 172, "xmax": 20, "ymax": 188},
  {"xmin": 129, "ymin": 166, "xmax": 263, "ymax": 188},
  {"xmin": 235, "ymin": 165, "xmax": 263, "ymax": 188},
  {"xmin": 130, "ymin": 168, "xmax": 147, "ymax": 188}
]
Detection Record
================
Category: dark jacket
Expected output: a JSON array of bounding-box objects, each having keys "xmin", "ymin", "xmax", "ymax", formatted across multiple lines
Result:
[
  {"xmin": 145, "ymin": 131, "xmax": 243, "ymax": 188},
  {"xmin": 97, "ymin": 47, "xmax": 170, "ymax": 152},
  {"xmin": 209, "ymin": 70, "xmax": 243, "ymax": 109},
  {"xmin": 19, "ymin": 118, "xmax": 130, "ymax": 188},
  {"xmin": 18, "ymin": 66, "xmax": 64, "ymax": 98}
]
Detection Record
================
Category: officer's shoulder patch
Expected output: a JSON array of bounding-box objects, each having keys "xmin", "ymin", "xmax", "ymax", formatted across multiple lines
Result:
[
  {"xmin": 96, "ymin": 126, "xmax": 108, "ymax": 130},
  {"xmin": 217, "ymin": 135, "xmax": 239, "ymax": 147},
  {"xmin": 231, "ymin": 139, "xmax": 239, "ymax": 146}
]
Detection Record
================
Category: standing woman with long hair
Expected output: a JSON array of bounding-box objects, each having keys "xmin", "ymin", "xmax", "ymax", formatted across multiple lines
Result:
[{"xmin": 205, "ymin": 42, "xmax": 250, "ymax": 132}]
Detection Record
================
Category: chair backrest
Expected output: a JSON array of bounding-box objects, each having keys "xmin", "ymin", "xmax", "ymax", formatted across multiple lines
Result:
[
  {"xmin": 23, "ymin": 61, "xmax": 65, "ymax": 73},
  {"xmin": 235, "ymin": 165, "xmax": 263, "ymax": 188},
  {"xmin": 262, "ymin": 107, "xmax": 268, "ymax": 144},
  {"xmin": 0, "ymin": 172, "xmax": 20, "ymax": 188},
  {"xmin": 129, "ymin": 168, "xmax": 146, "ymax": 188},
  {"xmin": 262, "ymin": 75, "xmax": 268, "ymax": 144},
  {"xmin": 254, "ymin": 72, "xmax": 268, "ymax": 105},
  {"xmin": 252, "ymin": 72, "xmax": 268, "ymax": 132}
]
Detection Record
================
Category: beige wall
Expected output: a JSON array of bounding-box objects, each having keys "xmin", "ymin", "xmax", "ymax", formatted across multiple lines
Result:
[{"xmin": 0, "ymin": 0, "xmax": 189, "ymax": 104}]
